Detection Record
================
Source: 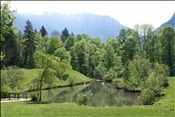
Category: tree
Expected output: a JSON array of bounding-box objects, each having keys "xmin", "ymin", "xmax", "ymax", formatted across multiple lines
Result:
[
  {"xmin": 51, "ymin": 30, "xmax": 60, "ymax": 37},
  {"xmin": 1, "ymin": 29, "xmax": 18, "ymax": 67},
  {"xmin": 160, "ymin": 25, "xmax": 175, "ymax": 76},
  {"xmin": 106, "ymin": 37, "xmax": 121, "ymax": 55},
  {"xmin": 16, "ymin": 30, "xmax": 24, "ymax": 67},
  {"xmin": 0, "ymin": 2, "xmax": 18, "ymax": 68},
  {"xmin": 40, "ymin": 25, "xmax": 48, "ymax": 37},
  {"xmin": 103, "ymin": 44, "xmax": 117, "ymax": 70},
  {"xmin": 70, "ymin": 40, "xmax": 86, "ymax": 74},
  {"xmin": 118, "ymin": 29, "xmax": 128, "ymax": 44},
  {"xmin": 138, "ymin": 24, "xmax": 154, "ymax": 57},
  {"xmin": 61, "ymin": 27, "xmax": 70, "ymax": 43},
  {"xmin": 64, "ymin": 35, "xmax": 75, "ymax": 51},
  {"xmin": 121, "ymin": 35, "xmax": 139, "ymax": 67},
  {"xmin": 53, "ymin": 47, "xmax": 71, "ymax": 63},
  {"xmin": 144, "ymin": 29, "xmax": 157, "ymax": 63},
  {"xmin": 32, "ymin": 52, "xmax": 71, "ymax": 101},
  {"xmin": 84, "ymin": 42, "xmax": 97, "ymax": 77},
  {"xmin": 34, "ymin": 32, "xmax": 43, "ymax": 51},
  {"xmin": 1, "ymin": 66, "xmax": 24, "ymax": 93},
  {"xmin": 124, "ymin": 57, "xmax": 169, "ymax": 104},
  {"xmin": 0, "ymin": 2, "xmax": 17, "ymax": 41},
  {"xmin": 22, "ymin": 20, "xmax": 36, "ymax": 68},
  {"xmin": 45, "ymin": 36, "xmax": 63, "ymax": 55}
]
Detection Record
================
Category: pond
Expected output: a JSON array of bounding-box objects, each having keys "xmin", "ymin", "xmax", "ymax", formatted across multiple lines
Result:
[{"xmin": 41, "ymin": 81, "xmax": 140, "ymax": 107}]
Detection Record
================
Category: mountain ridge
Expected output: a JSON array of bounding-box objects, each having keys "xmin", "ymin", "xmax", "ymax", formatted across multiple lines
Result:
[
  {"xmin": 160, "ymin": 12, "xmax": 175, "ymax": 28},
  {"xmin": 14, "ymin": 12, "xmax": 128, "ymax": 41}
]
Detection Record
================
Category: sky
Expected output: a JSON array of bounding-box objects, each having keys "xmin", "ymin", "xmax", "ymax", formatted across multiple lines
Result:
[{"xmin": 2, "ymin": 1, "xmax": 175, "ymax": 29}]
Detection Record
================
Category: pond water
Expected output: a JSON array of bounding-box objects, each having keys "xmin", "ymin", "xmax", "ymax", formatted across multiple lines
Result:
[{"xmin": 41, "ymin": 81, "xmax": 140, "ymax": 107}]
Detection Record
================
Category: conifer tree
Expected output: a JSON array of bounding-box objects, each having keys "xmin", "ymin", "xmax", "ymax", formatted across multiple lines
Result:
[{"xmin": 22, "ymin": 20, "xmax": 36, "ymax": 68}]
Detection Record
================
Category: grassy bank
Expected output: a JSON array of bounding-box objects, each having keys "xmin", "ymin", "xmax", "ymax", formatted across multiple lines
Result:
[
  {"xmin": 1, "ymin": 77, "xmax": 174, "ymax": 117},
  {"xmin": 2, "ymin": 69, "xmax": 92, "ymax": 92}
]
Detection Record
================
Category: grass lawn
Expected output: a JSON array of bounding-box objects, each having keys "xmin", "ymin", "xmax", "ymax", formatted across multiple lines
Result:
[
  {"xmin": 1, "ymin": 77, "xmax": 174, "ymax": 117},
  {"xmin": 7, "ymin": 69, "xmax": 92, "ymax": 92}
]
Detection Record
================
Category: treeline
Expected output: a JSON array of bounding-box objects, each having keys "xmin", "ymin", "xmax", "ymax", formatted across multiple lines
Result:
[
  {"xmin": 1, "ymin": 21, "xmax": 175, "ymax": 77},
  {"xmin": 1, "ymin": 2, "xmax": 175, "ymax": 77}
]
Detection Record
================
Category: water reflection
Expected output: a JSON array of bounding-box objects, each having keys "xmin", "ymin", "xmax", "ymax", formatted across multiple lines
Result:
[{"xmin": 42, "ymin": 81, "xmax": 140, "ymax": 107}]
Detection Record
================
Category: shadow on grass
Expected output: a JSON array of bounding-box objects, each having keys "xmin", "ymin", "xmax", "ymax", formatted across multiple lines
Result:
[
  {"xmin": 153, "ymin": 93, "xmax": 166, "ymax": 103},
  {"xmin": 26, "ymin": 101, "xmax": 50, "ymax": 104}
]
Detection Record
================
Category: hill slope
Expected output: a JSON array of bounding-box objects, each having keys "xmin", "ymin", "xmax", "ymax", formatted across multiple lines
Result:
[{"xmin": 14, "ymin": 12, "xmax": 128, "ymax": 41}]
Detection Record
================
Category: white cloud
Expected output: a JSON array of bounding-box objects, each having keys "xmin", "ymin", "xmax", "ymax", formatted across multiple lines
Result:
[{"xmin": 2, "ymin": 1, "xmax": 175, "ymax": 28}]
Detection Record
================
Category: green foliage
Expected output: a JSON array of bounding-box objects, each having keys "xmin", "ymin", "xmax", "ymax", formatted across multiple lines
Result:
[
  {"xmin": 1, "ymin": 66, "xmax": 24, "ymax": 92},
  {"xmin": 1, "ymin": 29, "xmax": 19, "ymax": 68},
  {"xmin": 0, "ymin": 2, "xmax": 18, "ymax": 68},
  {"xmin": 112, "ymin": 78, "xmax": 124, "ymax": 89},
  {"xmin": 61, "ymin": 27, "xmax": 70, "ymax": 43},
  {"xmin": 139, "ymin": 89, "xmax": 155, "ymax": 105},
  {"xmin": 94, "ymin": 62, "xmax": 107, "ymax": 79},
  {"xmin": 64, "ymin": 35, "xmax": 75, "ymax": 51},
  {"xmin": 1, "ymin": 85, "xmax": 12, "ymax": 93},
  {"xmin": 103, "ymin": 69, "xmax": 117, "ymax": 82},
  {"xmin": 22, "ymin": 20, "xmax": 36, "ymax": 68},
  {"xmin": 121, "ymin": 35, "xmax": 139, "ymax": 66},
  {"xmin": 53, "ymin": 47, "xmax": 71, "ymax": 63},
  {"xmin": 0, "ymin": 2, "xmax": 17, "ymax": 41},
  {"xmin": 45, "ymin": 35, "xmax": 63, "ymax": 55},
  {"xmin": 30, "ymin": 93, "xmax": 39, "ymax": 101},
  {"xmin": 160, "ymin": 25, "xmax": 175, "ymax": 76},
  {"xmin": 69, "ymin": 38, "xmax": 87, "ymax": 74},
  {"xmin": 76, "ymin": 90, "xmax": 93, "ymax": 105},
  {"xmin": 40, "ymin": 25, "xmax": 48, "ymax": 37},
  {"xmin": 32, "ymin": 51, "xmax": 72, "ymax": 101},
  {"xmin": 125, "ymin": 57, "xmax": 169, "ymax": 104}
]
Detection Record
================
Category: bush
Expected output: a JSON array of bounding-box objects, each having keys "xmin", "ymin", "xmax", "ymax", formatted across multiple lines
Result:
[
  {"xmin": 30, "ymin": 93, "xmax": 39, "ymax": 101},
  {"xmin": 103, "ymin": 69, "xmax": 117, "ymax": 82},
  {"xmin": 112, "ymin": 78, "xmax": 124, "ymax": 88},
  {"xmin": 125, "ymin": 57, "xmax": 169, "ymax": 105},
  {"xmin": 139, "ymin": 89, "xmax": 155, "ymax": 105},
  {"xmin": 76, "ymin": 91, "xmax": 93, "ymax": 105},
  {"xmin": 1, "ymin": 66, "xmax": 24, "ymax": 92},
  {"xmin": 62, "ymin": 74, "xmax": 69, "ymax": 81}
]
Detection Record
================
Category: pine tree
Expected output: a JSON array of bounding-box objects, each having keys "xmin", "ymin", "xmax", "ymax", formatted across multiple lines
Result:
[
  {"xmin": 22, "ymin": 20, "xmax": 36, "ymax": 68},
  {"xmin": 40, "ymin": 25, "xmax": 48, "ymax": 37},
  {"xmin": 61, "ymin": 28, "xmax": 70, "ymax": 43}
]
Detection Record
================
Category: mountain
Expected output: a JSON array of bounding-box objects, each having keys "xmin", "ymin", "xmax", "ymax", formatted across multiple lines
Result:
[
  {"xmin": 160, "ymin": 12, "xmax": 175, "ymax": 28},
  {"xmin": 13, "ymin": 12, "xmax": 128, "ymax": 41}
]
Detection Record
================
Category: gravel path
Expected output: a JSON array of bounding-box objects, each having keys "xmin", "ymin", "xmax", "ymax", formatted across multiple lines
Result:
[{"xmin": 1, "ymin": 98, "xmax": 31, "ymax": 103}]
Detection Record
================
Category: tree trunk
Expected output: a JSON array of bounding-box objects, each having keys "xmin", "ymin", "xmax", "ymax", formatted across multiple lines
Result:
[{"xmin": 39, "ymin": 79, "xmax": 42, "ymax": 102}]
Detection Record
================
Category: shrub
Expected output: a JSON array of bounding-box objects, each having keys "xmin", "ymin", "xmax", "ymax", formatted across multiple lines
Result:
[
  {"xmin": 62, "ymin": 74, "xmax": 69, "ymax": 81},
  {"xmin": 125, "ymin": 57, "xmax": 169, "ymax": 105},
  {"xmin": 30, "ymin": 93, "xmax": 39, "ymax": 101},
  {"xmin": 1, "ymin": 66, "xmax": 24, "ymax": 92},
  {"xmin": 76, "ymin": 90, "xmax": 93, "ymax": 105},
  {"xmin": 112, "ymin": 78, "xmax": 124, "ymax": 88},
  {"xmin": 139, "ymin": 89, "xmax": 155, "ymax": 105},
  {"xmin": 103, "ymin": 69, "xmax": 117, "ymax": 82}
]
